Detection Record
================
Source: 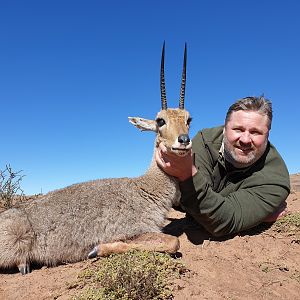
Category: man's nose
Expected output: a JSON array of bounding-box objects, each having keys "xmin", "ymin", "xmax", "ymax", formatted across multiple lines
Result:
[{"xmin": 239, "ymin": 132, "xmax": 251, "ymax": 144}]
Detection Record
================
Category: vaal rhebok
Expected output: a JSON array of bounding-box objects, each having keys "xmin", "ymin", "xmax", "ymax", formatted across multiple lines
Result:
[{"xmin": 0, "ymin": 43, "xmax": 192, "ymax": 275}]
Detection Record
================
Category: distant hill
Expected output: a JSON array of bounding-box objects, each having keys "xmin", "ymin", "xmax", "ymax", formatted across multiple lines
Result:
[{"xmin": 291, "ymin": 173, "xmax": 300, "ymax": 192}]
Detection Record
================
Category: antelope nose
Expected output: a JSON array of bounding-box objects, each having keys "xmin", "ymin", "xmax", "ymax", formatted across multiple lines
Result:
[{"xmin": 178, "ymin": 134, "xmax": 190, "ymax": 145}]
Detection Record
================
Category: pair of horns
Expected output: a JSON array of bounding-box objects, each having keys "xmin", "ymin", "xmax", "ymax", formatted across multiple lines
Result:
[{"xmin": 160, "ymin": 42, "xmax": 187, "ymax": 110}]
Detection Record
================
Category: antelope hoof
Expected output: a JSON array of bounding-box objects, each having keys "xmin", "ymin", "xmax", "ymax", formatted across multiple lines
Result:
[
  {"xmin": 88, "ymin": 246, "xmax": 99, "ymax": 259},
  {"xmin": 18, "ymin": 263, "xmax": 30, "ymax": 275}
]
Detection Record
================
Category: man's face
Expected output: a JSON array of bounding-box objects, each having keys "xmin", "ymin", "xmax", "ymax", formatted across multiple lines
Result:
[{"xmin": 223, "ymin": 110, "xmax": 270, "ymax": 168}]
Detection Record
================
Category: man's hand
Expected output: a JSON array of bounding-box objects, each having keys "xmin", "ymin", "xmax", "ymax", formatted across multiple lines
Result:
[
  {"xmin": 263, "ymin": 201, "xmax": 288, "ymax": 223},
  {"xmin": 155, "ymin": 143, "xmax": 197, "ymax": 182}
]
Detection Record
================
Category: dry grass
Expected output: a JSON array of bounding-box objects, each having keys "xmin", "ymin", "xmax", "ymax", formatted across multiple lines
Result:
[
  {"xmin": 71, "ymin": 250, "xmax": 187, "ymax": 300},
  {"xmin": 273, "ymin": 212, "xmax": 300, "ymax": 236}
]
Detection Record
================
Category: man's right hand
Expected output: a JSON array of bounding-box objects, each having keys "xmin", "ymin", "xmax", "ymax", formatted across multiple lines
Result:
[{"xmin": 155, "ymin": 142, "xmax": 197, "ymax": 182}]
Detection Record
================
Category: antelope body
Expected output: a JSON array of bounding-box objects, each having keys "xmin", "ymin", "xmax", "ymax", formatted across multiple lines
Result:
[{"xmin": 0, "ymin": 43, "xmax": 192, "ymax": 274}]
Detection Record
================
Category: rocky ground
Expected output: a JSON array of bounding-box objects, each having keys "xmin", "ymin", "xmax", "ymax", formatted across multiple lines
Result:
[{"xmin": 0, "ymin": 174, "xmax": 299, "ymax": 300}]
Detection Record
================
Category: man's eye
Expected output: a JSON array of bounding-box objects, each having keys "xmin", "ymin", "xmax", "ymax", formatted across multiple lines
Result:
[
  {"xmin": 251, "ymin": 131, "xmax": 261, "ymax": 136},
  {"xmin": 156, "ymin": 118, "xmax": 166, "ymax": 127},
  {"xmin": 233, "ymin": 128, "xmax": 242, "ymax": 132}
]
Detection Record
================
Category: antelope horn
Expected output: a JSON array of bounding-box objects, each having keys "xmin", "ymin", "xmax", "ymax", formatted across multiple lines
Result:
[
  {"xmin": 179, "ymin": 43, "xmax": 187, "ymax": 109},
  {"xmin": 160, "ymin": 41, "xmax": 167, "ymax": 110}
]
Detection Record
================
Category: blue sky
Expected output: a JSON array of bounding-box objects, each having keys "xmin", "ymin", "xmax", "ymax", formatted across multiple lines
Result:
[{"xmin": 1, "ymin": 0, "xmax": 299, "ymax": 195}]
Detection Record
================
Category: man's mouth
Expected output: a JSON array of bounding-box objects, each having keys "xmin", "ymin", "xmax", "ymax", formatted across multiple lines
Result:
[{"xmin": 236, "ymin": 147, "xmax": 253, "ymax": 154}]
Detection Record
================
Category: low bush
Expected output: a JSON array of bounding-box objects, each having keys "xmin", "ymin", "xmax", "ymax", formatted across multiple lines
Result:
[
  {"xmin": 0, "ymin": 164, "xmax": 25, "ymax": 209},
  {"xmin": 73, "ymin": 250, "xmax": 187, "ymax": 300}
]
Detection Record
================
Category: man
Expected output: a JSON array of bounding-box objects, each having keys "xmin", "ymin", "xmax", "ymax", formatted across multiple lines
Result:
[{"xmin": 156, "ymin": 96, "xmax": 290, "ymax": 237}]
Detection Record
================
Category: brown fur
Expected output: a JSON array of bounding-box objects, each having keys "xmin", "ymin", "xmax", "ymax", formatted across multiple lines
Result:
[{"xmin": 0, "ymin": 108, "xmax": 191, "ymax": 274}]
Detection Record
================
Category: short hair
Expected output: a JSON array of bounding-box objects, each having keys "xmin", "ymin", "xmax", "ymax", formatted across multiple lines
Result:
[{"xmin": 225, "ymin": 95, "xmax": 273, "ymax": 129}]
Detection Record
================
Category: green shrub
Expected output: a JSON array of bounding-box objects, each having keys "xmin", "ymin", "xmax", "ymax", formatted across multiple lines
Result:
[
  {"xmin": 0, "ymin": 164, "xmax": 25, "ymax": 209},
  {"xmin": 274, "ymin": 212, "xmax": 300, "ymax": 234},
  {"xmin": 73, "ymin": 250, "xmax": 187, "ymax": 300}
]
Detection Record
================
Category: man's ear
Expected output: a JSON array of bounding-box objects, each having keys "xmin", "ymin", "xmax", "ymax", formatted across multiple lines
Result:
[{"xmin": 128, "ymin": 117, "xmax": 157, "ymax": 132}]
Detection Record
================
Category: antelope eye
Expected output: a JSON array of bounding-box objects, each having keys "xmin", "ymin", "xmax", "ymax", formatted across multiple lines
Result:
[
  {"xmin": 187, "ymin": 117, "xmax": 192, "ymax": 125},
  {"xmin": 156, "ymin": 118, "xmax": 166, "ymax": 127}
]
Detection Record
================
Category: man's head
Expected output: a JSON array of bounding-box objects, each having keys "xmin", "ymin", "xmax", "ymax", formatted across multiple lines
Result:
[{"xmin": 223, "ymin": 96, "xmax": 272, "ymax": 168}]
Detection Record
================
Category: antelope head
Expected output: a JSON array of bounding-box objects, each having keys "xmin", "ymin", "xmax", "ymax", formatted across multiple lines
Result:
[{"xmin": 129, "ymin": 42, "xmax": 192, "ymax": 157}]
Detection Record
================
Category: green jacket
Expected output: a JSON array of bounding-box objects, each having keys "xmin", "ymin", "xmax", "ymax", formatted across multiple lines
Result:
[{"xmin": 179, "ymin": 126, "xmax": 290, "ymax": 236}]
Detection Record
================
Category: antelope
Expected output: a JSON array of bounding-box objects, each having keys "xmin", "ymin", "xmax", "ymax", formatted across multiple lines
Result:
[{"xmin": 0, "ymin": 43, "xmax": 192, "ymax": 275}]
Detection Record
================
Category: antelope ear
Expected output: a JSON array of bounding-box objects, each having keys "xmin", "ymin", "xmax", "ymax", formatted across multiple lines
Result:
[{"xmin": 128, "ymin": 117, "xmax": 157, "ymax": 132}]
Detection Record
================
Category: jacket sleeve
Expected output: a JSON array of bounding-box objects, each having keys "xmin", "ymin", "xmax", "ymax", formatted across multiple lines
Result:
[{"xmin": 179, "ymin": 133, "xmax": 290, "ymax": 237}]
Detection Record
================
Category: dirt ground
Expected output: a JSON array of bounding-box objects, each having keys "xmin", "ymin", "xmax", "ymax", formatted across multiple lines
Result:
[{"xmin": 1, "ymin": 174, "xmax": 300, "ymax": 300}]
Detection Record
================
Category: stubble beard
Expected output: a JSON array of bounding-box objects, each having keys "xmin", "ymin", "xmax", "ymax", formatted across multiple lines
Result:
[{"xmin": 223, "ymin": 136, "xmax": 268, "ymax": 168}]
